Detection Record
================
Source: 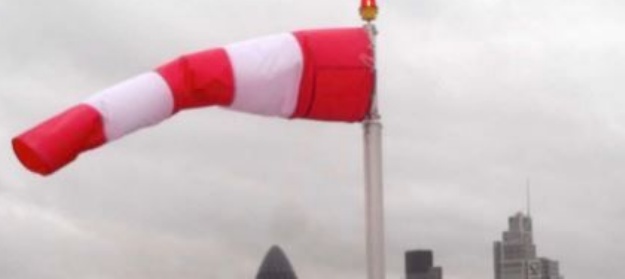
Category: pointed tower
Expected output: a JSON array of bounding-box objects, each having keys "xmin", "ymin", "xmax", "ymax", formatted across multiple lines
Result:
[{"xmin": 256, "ymin": 245, "xmax": 298, "ymax": 279}]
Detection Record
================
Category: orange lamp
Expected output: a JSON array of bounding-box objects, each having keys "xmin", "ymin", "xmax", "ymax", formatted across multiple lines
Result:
[{"xmin": 360, "ymin": 0, "xmax": 378, "ymax": 22}]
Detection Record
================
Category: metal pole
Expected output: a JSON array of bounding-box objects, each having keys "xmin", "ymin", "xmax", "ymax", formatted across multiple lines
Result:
[{"xmin": 363, "ymin": 22, "xmax": 385, "ymax": 279}]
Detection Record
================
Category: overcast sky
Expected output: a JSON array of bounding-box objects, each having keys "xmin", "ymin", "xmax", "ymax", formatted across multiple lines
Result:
[{"xmin": 1, "ymin": 0, "xmax": 624, "ymax": 278}]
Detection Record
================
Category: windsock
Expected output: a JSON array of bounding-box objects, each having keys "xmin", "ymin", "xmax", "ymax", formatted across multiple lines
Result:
[{"xmin": 12, "ymin": 27, "xmax": 374, "ymax": 176}]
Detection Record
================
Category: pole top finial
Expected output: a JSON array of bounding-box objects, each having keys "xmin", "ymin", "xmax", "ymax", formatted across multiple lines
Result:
[{"xmin": 360, "ymin": 0, "xmax": 378, "ymax": 22}]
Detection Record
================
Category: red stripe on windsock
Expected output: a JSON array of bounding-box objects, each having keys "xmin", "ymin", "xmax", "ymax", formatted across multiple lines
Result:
[
  {"xmin": 157, "ymin": 48, "xmax": 235, "ymax": 111},
  {"xmin": 12, "ymin": 105, "xmax": 106, "ymax": 175},
  {"xmin": 292, "ymin": 28, "xmax": 373, "ymax": 122}
]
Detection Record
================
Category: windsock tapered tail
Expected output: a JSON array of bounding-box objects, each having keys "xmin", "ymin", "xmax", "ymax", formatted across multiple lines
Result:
[{"xmin": 12, "ymin": 27, "xmax": 374, "ymax": 176}]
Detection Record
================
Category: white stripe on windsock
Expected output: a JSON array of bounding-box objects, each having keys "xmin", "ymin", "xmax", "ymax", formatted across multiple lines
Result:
[
  {"xmin": 84, "ymin": 72, "xmax": 174, "ymax": 141},
  {"xmin": 225, "ymin": 33, "xmax": 304, "ymax": 117}
]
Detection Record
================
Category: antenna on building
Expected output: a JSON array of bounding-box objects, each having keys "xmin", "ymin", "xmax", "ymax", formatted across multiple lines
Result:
[{"xmin": 526, "ymin": 178, "xmax": 531, "ymax": 217}]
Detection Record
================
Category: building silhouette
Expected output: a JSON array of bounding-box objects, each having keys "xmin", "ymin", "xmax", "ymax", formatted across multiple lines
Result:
[
  {"xmin": 256, "ymin": 245, "xmax": 297, "ymax": 279},
  {"xmin": 493, "ymin": 212, "xmax": 564, "ymax": 279},
  {"xmin": 405, "ymin": 250, "xmax": 442, "ymax": 279}
]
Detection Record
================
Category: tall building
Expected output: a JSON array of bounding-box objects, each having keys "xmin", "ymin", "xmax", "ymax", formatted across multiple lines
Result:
[
  {"xmin": 405, "ymin": 250, "xmax": 443, "ymax": 279},
  {"xmin": 256, "ymin": 245, "xmax": 298, "ymax": 279},
  {"xmin": 493, "ymin": 212, "xmax": 564, "ymax": 279},
  {"xmin": 538, "ymin": 258, "xmax": 563, "ymax": 279}
]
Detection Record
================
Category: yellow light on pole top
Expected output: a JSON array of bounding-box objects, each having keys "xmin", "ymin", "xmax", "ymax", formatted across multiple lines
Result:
[{"xmin": 360, "ymin": 0, "xmax": 378, "ymax": 22}]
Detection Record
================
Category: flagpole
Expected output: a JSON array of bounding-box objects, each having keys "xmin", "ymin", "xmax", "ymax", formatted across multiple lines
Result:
[{"xmin": 361, "ymin": 2, "xmax": 385, "ymax": 279}]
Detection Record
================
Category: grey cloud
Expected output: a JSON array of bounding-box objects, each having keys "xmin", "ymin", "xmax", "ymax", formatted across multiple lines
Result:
[{"xmin": 2, "ymin": 0, "xmax": 625, "ymax": 279}]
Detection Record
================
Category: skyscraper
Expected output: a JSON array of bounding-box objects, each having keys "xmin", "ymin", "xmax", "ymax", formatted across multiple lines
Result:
[
  {"xmin": 256, "ymin": 245, "xmax": 298, "ymax": 279},
  {"xmin": 405, "ymin": 250, "xmax": 443, "ymax": 279},
  {"xmin": 493, "ymin": 212, "xmax": 564, "ymax": 279},
  {"xmin": 538, "ymin": 258, "xmax": 563, "ymax": 279}
]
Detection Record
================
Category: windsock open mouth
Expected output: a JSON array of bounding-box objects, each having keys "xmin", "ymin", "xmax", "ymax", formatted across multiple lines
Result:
[
  {"xmin": 12, "ymin": 27, "xmax": 374, "ymax": 176},
  {"xmin": 13, "ymin": 136, "xmax": 50, "ymax": 175}
]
